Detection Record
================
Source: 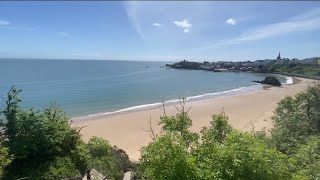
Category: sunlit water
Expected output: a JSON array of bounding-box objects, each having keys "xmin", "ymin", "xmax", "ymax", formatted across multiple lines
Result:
[{"xmin": 0, "ymin": 59, "xmax": 289, "ymax": 117}]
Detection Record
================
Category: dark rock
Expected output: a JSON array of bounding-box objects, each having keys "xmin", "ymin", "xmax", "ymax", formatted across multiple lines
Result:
[{"xmin": 252, "ymin": 76, "xmax": 281, "ymax": 86}]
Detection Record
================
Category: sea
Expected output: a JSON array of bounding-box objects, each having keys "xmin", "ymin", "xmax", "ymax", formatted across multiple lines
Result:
[{"xmin": 0, "ymin": 59, "xmax": 291, "ymax": 118}]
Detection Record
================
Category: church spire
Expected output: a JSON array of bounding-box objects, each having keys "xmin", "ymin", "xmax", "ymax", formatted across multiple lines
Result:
[{"xmin": 277, "ymin": 52, "xmax": 281, "ymax": 60}]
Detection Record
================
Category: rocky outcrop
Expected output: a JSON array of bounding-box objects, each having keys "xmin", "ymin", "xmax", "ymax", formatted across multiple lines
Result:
[
  {"xmin": 169, "ymin": 60, "xmax": 202, "ymax": 70},
  {"xmin": 252, "ymin": 76, "xmax": 281, "ymax": 86}
]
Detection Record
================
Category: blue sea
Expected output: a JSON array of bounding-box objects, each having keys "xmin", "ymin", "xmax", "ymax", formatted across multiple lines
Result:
[{"xmin": 0, "ymin": 59, "xmax": 289, "ymax": 118}]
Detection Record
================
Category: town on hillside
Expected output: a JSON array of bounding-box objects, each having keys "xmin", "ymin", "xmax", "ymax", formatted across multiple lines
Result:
[{"xmin": 166, "ymin": 52, "xmax": 320, "ymax": 73}]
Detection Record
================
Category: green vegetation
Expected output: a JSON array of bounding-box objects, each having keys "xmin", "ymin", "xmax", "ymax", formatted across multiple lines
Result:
[
  {"xmin": 138, "ymin": 108, "xmax": 290, "ymax": 180},
  {"xmin": 271, "ymin": 84, "xmax": 320, "ymax": 154},
  {"xmin": 0, "ymin": 86, "xmax": 134, "ymax": 179},
  {"xmin": 87, "ymin": 137, "xmax": 135, "ymax": 180},
  {"xmin": 255, "ymin": 64, "xmax": 320, "ymax": 79},
  {"xmin": 290, "ymin": 137, "xmax": 320, "ymax": 179},
  {"xmin": 138, "ymin": 84, "xmax": 320, "ymax": 179},
  {"xmin": 1, "ymin": 83, "xmax": 320, "ymax": 179},
  {"xmin": 167, "ymin": 60, "xmax": 201, "ymax": 69}
]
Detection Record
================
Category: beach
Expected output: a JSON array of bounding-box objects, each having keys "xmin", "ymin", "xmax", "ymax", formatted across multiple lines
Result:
[{"xmin": 72, "ymin": 77, "xmax": 315, "ymax": 161}]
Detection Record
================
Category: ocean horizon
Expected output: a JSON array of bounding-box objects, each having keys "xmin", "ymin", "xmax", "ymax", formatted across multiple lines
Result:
[{"xmin": 0, "ymin": 59, "xmax": 289, "ymax": 118}]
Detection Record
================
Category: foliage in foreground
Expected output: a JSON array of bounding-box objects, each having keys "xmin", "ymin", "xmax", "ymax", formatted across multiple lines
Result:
[
  {"xmin": 0, "ymin": 86, "xmax": 134, "ymax": 179},
  {"xmin": 139, "ymin": 104, "xmax": 290, "ymax": 180},
  {"xmin": 290, "ymin": 136, "xmax": 320, "ymax": 180},
  {"xmin": 1, "ymin": 82, "xmax": 320, "ymax": 179},
  {"xmin": 87, "ymin": 137, "xmax": 135, "ymax": 180},
  {"xmin": 139, "ymin": 83, "xmax": 320, "ymax": 180},
  {"xmin": 271, "ymin": 83, "xmax": 320, "ymax": 154}
]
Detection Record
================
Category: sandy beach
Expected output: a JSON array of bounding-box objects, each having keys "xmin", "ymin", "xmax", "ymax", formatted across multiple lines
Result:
[{"xmin": 72, "ymin": 77, "xmax": 316, "ymax": 161}]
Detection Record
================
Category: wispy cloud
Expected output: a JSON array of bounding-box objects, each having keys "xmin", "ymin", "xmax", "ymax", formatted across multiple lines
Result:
[
  {"xmin": 5, "ymin": 26, "xmax": 35, "ymax": 31},
  {"xmin": 291, "ymin": 7, "xmax": 320, "ymax": 21},
  {"xmin": 152, "ymin": 23, "xmax": 161, "ymax": 27},
  {"xmin": 0, "ymin": 20, "xmax": 10, "ymax": 25},
  {"xmin": 226, "ymin": 18, "xmax": 236, "ymax": 25},
  {"xmin": 0, "ymin": 25, "xmax": 36, "ymax": 32},
  {"xmin": 195, "ymin": 8, "xmax": 320, "ymax": 51},
  {"xmin": 126, "ymin": 1, "xmax": 145, "ymax": 40},
  {"xmin": 58, "ymin": 31, "xmax": 69, "ymax": 37},
  {"xmin": 0, "ymin": 19, "xmax": 36, "ymax": 31},
  {"xmin": 174, "ymin": 19, "xmax": 192, "ymax": 33}
]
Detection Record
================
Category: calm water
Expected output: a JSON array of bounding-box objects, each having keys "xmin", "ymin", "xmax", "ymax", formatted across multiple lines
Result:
[{"xmin": 0, "ymin": 59, "xmax": 286, "ymax": 117}]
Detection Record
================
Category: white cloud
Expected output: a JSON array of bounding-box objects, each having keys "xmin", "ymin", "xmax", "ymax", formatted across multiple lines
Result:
[
  {"xmin": 58, "ymin": 31, "xmax": 69, "ymax": 37},
  {"xmin": 226, "ymin": 18, "xmax": 236, "ymax": 25},
  {"xmin": 0, "ymin": 20, "xmax": 10, "ymax": 25},
  {"xmin": 174, "ymin": 19, "xmax": 192, "ymax": 33},
  {"xmin": 174, "ymin": 19, "xmax": 192, "ymax": 29},
  {"xmin": 124, "ymin": 2, "xmax": 215, "ymax": 39},
  {"xmin": 152, "ymin": 23, "xmax": 161, "ymax": 27}
]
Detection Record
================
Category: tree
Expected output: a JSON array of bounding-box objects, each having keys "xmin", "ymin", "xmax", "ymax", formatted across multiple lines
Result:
[
  {"xmin": 193, "ymin": 113, "xmax": 290, "ymax": 180},
  {"xmin": 159, "ymin": 98, "xmax": 198, "ymax": 147},
  {"xmin": 0, "ymin": 146, "xmax": 12, "ymax": 177},
  {"xmin": 290, "ymin": 136, "xmax": 320, "ymax": 180},
  {"xmin": 139, "ymin": 133, "xmax": 199, "ymax": 180},
  {"xmin": 195, "ymin": 131, "xmax": 290, "ymax": 180},
  {"xmin": 87, "ymin": 137, "xmax": 135, "ymax": 180},
  {"xmin": 271, "ymin": 83, "xmax": 320, "ymax": 154},
  {"xmin": 0, "ymin": 86, "xmax": 86, "ymax": 179},
  {"xmin": 0, "ymin": 86, "xmax": 135, "ymax": 179},
  {"xmin": 200, "ymin": 112, "xmax": 231, "ymax": 144},
  {"xmin": 140, "ymin": 106, "xmax": 290, "ymax": 180}
]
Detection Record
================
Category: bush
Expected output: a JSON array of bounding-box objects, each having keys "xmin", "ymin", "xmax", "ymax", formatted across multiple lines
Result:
[
  {"xmin": 140, "ymin": 134, "xmax": 199, "ymax": 180},
  {"xmin": 290, "ymin": 136, "xmax": 320, "ymax": 179},
  {"xmin": 87, "ymin": 137, "xmax": 135, "ymax": 180},
  {"xmin": 195, "ymin": 131, "xmax": 290, "ymax": 180},
  {"xmin": 140, "ymin": 110, "xmax": 290, "ymax": 180},
  {"xmin": 271, "ymin": 84, "xmax": 320, "ymax": 154},
  {"xmin": 0, "ymin": 87, "xmax": 86, "ymax": 179}
]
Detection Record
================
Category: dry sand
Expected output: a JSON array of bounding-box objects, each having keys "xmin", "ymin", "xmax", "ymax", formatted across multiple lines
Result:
[{"xmin": 72, "ymin": 77, "xmax": 315, "ymax": 161}]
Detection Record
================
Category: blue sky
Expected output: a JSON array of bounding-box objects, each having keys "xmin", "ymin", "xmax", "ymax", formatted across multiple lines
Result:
[{"xmin": 0, "ymin": 1, "xmax": 320, "ymax": 61}]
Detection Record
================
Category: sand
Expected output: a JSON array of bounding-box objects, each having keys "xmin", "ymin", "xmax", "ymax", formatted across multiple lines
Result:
[{"xmin": 72, "ymin": 77, "xmax": 316, "ymax": 161}]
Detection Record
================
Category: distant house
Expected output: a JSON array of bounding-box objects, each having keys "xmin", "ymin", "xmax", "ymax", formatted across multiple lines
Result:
[
  {"xmin": 299, "ymin": 57, "xmax": 320, "ymax": 65},
  {"xmin": 203, "ymin": 61, "xmax": 210, "ymax": 65}
]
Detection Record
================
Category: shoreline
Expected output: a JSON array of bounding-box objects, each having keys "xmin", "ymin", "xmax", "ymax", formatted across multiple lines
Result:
[
  {"xmin": 71, "ymin": 85, "xmax": 263, "ymax": 122},
  {"xmin": 71, "ymin": 75, "xmax": 292, "ymax": 122},
  {"xmin": 72, "ymin": 77, "xmax": 313, "ymax": 161}
]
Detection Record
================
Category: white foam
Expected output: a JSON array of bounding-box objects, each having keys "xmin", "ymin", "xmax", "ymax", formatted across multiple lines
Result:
[
  {"xmin": 284, "ymin": 76, "xmax": 293, "ymax": 85},
  {"xmin": 71, "ymin": 85, "xmax": 262, "ymax": 122}
]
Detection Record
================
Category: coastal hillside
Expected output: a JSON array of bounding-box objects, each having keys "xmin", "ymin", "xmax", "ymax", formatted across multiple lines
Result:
[
  {"xmin": 1, "ymin": 1, "xmax": 320, "ymax": 179},
  {"xmin": 1, "ymin": 82, "xmax": 319, "ymax": 179},
  {"xmin": 167, "ymin": 57, "xmax": 320, "ymax": 79}
]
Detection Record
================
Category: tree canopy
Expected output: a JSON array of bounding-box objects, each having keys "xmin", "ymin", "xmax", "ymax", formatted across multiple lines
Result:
[{"xmin": 0, "ymin": 86, "xmax": 134, "ymax": 179}]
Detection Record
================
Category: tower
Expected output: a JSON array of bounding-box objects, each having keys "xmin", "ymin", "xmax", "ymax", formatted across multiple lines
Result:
[{"xmin": 277, "ymin": 52, "xmax": 281, "ymax": 60}]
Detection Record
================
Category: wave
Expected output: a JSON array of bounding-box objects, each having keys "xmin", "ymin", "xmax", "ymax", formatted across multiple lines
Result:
[
  {"xmin": 284, "ymin": 76, "xmax": 293, "ymax": 85},
  {"xmin": 71, "ymin": 84, "xmax": 262, "ymax": 122}
]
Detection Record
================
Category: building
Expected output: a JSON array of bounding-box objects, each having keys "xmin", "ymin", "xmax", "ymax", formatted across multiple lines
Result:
[
  {"xmin": 299, "ymin": 57, "xmax": 320, "ymax": 65},
  {"xmin": 277, "ymin": 52, "xmax": 281, "ymax": 60}
]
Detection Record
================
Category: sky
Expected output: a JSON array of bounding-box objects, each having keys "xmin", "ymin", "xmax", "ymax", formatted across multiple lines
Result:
[{"xmin": 0, "ymin": 1, "xmax": 320, "ymax": 61}]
